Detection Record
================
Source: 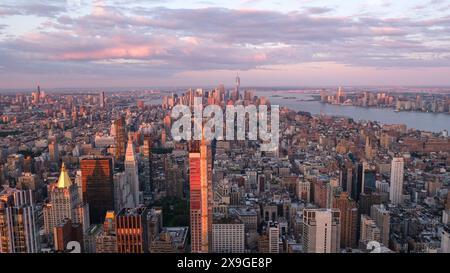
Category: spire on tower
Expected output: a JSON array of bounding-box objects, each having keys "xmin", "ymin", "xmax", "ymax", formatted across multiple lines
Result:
[
  {"xmin": 57, "ymin": 162, "xmax": 72, "ymax": 188},
  {"xmin": 125, "ymin": 135, "xmax": 136, "ymax": 162}
]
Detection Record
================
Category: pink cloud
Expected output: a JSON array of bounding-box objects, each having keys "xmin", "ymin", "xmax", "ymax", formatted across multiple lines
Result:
[{"xmin": 56, "ymin": 45, "xmax": 164, "ymax": 61}]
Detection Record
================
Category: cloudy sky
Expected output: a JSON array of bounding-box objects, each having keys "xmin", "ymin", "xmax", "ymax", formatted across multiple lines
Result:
[{"xmin": 1, "ymin": 0, "xmax": 450, "ymax": 89}]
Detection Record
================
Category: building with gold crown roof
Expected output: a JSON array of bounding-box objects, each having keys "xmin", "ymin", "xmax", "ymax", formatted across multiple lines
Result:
[{"xmin": 43, "ymin": 163, "xmax": 90, "ymax": 239}]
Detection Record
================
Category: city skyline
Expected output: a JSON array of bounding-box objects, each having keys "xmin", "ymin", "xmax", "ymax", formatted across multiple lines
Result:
[
  {"xmin": 0, "ymin": 0, "xmax": 450, "ymax": 259},
  {"xmin": 1, "ymin": 0, "xmax": 450, "ymax": 88}
]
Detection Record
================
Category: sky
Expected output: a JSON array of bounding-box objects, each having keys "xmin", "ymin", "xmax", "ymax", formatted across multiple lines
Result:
[{"xmin": 0, "ymin": 0, "xmax": 450, "ymax": 89}]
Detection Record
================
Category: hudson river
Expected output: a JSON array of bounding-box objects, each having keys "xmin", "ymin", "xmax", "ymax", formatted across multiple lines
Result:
[{"xmin": 257, "ymin": 91, "xmax": 450, "ymax": 133}]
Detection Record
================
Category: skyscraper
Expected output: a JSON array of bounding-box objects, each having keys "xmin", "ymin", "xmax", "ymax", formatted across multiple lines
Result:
[
  {"xmin": 389, "ymin": 157, "xmax": 404, "ymax": 205},
  {"xmin": 99, "ymin": 91, "xmax": 105, "ymax": 108},
  {"xmin": 302, "ymin": 208, "xmax": 341, "ymax": 253},
  {"xmin": 141, "ymin": 134, "xmax": 152, "ymax": 199},
  {"xmin": 360, "ymin": 214, "xmax": 381, "ymax": 244},
  {"xmin": 0, "ymin": 187, "xmax": 39, "ymax": 253},
  {"xmin": 370, "ymin": 204, "xmax": 390, "ymax": 247},
  {"xmin": 113, "ymin": 116, "xmax": 127, "ymax": 161},
  {"xmin": 81, "ymin": 157, "xmax": 114, "ymax": 224},
  {"xmin": 189, "ymin": 136, "xmax": 213, "ymax": 253},
  {"xmin": 48, "ymin": 141, "xmax": 59, "ymax": 163},
  {"xmin": 44, "ymin": 163, "xmax": 90, "ymax": 235},
  {"xmin": 333, "ymin": 192, "xmax": 358, "ymax": 248},
  {"xmin": 234, "ymin": 73, "xmax": 241, "ymax": 101},
  {"xmin": 268, "ymin": 221, "xmax": 280, "ymax": 253},
  {"xmin": 116, "ymin": 206, "xmax": 148, "ymax": 253},
  {"xmin": 125, "ymin": 135, "xmax": 140, "ymax": 207}
]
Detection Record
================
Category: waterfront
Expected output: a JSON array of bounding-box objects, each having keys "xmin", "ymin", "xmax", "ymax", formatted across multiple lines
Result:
[{"xmin": 257, "ymin": 91, "xmax": 450, "ymax": 133}]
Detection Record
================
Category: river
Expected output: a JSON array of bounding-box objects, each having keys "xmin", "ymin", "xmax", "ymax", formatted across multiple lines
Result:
[{"xmin": 256, "ymin": 91, "xmax": 450, "ymax": 133}]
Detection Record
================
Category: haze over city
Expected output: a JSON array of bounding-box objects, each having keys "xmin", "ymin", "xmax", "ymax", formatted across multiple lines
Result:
[{"xmin": 1, "ymin": 0, "xmax": 450, "ymax": 88}]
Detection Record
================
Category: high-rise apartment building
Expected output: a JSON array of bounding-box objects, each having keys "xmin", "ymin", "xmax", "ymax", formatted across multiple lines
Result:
[
  {"xmin": 141, "ymin": 134, "xmax": 152, "ymax": 199},
  {"xmin": 189, "ymin": 136, "xmax": 213, "ymax": 253},
  {"xmin": 268, "ymin": 221, "xmax": 280, "ymax": 253},
  {"xmin": 0, "ymin": 187, "xmax": 39, "ymax": 253},
  {"xmin": 389, "ymin": 157, "xmax": 404, "ymax": 205},
  {"xmin": 360, "ymin": 215, "xmax": 381, "ymax": 244},
  {"xmin": 302, "ymin": 208, "xmax": 341, "ymax": 253},
  {"xmin": 333, "ymin": 192, "xmax": 358, "ymax": 248},
  {"xmin": 370, "ymin": 204, "xmax": 390, "ymax": 247}
]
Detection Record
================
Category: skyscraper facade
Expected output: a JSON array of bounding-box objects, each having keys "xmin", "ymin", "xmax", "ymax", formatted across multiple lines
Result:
[
  {"xmin": 114, "ymin": 116, "xmax": 127, "ymax": 161},
  {"xmin": 371, "ymin": 204, "xmax": 390, "ymax": 246},
  {"xmin": 389, "ymin": 157, "xmax": 404, "ymax": 205},
  {"xmin": 125, "ymin": 136, "xmax": 140, "ymax": 207},
  {"xmin": 81, "ymin": 157, "xmax": 114, "ymax": 224},
  {"xmin": 211, "ymin": 218, "xmax": 245, "ymax": 253},
  {"xmin": 0, "ymin": 187, "xmax": 39, "ymax": 253},
  {"xmin": 333, "ymin": 192, "xmax": 358, "ymax": 248},
  {"xmin": 302, "ymin": 208, "xmax": 341, "ymax": 253},
  {"xmin": 116, "ymin": 206, "xmax": 148, "ymax": 253},
  {"xmin": 44, "ymin": 163, "xmax": 89, "ymax": 235},
  {"xmin": 189, "ymin": 137, "xmax": 213, "ymax": 253}
]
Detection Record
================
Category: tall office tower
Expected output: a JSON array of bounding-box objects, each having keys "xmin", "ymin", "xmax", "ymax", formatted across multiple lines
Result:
[
  {"xmin": 44, "ymin": 163, "xmax": 90, "ymax": 235},
  {"xmin": 49, "ymin": 141, "xmax": 59, "ymax": 163},
  {"xmin": 360, "ymin": 215, "xmax": 381, "ymax": 244},
  {"xmin": 363, "ymin": 168, "xmax": 377, "ymax": 193},
  {"xmin": 113, "ymin": 116, "xmax": 127, "ymax": 161},
  {"xmin": 0, "ymin": 187, "xmax": 39, "ymax": 253},
  {"xmin": 116, "ymin": 206, "xmax": 148, "ymax": 253},
  {"xmin": 189, "ymin": 136, "xmax": 213, "ymax": 253},
  {"xmin": 370, "ymin": 204, "xmax": 390, "ymax": 247},
  {"xmin": 358, "ymin": 192, "xmax": 382, "ymax": 216},
  {"xmin": 333, "ymin": 192, "xmax": 358, "ymax": 248},
  {"xmin": 365, "ymin": 136, "xmax": 373, "ymax": 159},
  {"xmin": 32, "ymin": 85, "xmax": 40, "ymax": 104},
  {"xmin": 234, "ymin": 73, "xmax": 240, "ymax": 101},
  {"xmin": 302, "ymin": 208, "xmax": 341, "ymax": 253},
  {"xmin": 95, "ymin": 211, "xmax": 117, "ymax": 253},
  {"xmin": 125, "ymin": 135, "xmax": 140, "ymax": 207},
  {"xmin": 351, "ymin": 161, "xmax": 365, "ymax": 202},
  {"xmin": 99, "ymin": 91, "xmax": 105, "ymax": 108},
  {"xmin": 336, "ymin": 86, "xmax": 345, "ymax": 104},
  {"xmin": 142, "ymin": 134, "xmax": 152, "ymax": 198},
  {"xmin": 389, "ymin": 157, "xmax": 404, "ymax": 205},
  {"xmin": 268, "ymin": 221, "xmax": 280, "ymax": 253},
  {"xmin": 81, "ymin": 157, "xmax": 114, "ymax": 224},
  {"xmin": 211, "ymin": 217, "xmax": 245, "ymax": 253},
  {"xmin": 340, "ymin": 160, "xmax": 354, "ymax": 194}
]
